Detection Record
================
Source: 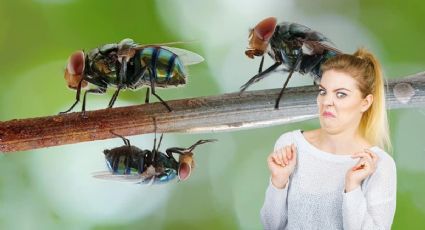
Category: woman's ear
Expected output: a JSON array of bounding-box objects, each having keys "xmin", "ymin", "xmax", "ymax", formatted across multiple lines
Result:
[{"xmin": 361, "ymin": 94, "xmax": 374, "ymax": 112}]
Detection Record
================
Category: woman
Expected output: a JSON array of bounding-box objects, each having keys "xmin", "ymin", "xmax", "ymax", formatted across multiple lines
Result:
[{"xmin": 260, "ymin": 48, "xmax": 397, "ymax": 230}]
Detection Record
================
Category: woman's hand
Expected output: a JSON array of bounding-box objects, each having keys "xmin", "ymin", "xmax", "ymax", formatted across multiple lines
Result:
[
  {"xmin": 345, "ymin": 149, "xmax": 379, "ymax": 192},
  {"xmin": 267, "ymin": 144, "xmax": 297, "ymax": 189}
]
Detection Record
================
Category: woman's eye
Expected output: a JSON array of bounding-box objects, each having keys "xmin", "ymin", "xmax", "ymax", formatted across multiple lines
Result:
[
  {"xmin": 336, "ymin": 92, "xmax": 347, "ymax": 98},
  {"xmin": 318, "ymin": 89, "xmax": 326, "ymax": 95}
]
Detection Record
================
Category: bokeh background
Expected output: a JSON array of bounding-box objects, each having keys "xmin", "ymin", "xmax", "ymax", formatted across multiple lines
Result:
[{"xmin": 1, "ymin": 0, "xmax": 425, "ymax": 229}]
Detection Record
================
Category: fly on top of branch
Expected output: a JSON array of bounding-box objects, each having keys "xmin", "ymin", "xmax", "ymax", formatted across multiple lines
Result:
[
  {"xmin": 241, "ymin": 17, "xmax": 343, "ymax": 109},
  {"xmin": 62, "ymin": 38, "xmax": 204, "ymax": 116}
]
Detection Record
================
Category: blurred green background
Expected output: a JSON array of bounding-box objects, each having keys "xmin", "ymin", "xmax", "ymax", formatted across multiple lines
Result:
[{"xmin": 1, "ymin": 0, "xmax": 425, "ymax": 229}]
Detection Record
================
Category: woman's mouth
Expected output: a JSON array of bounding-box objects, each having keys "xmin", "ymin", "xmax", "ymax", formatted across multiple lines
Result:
[{"xmin": 322, "ymin": 111, "xmax": 336, "ymax": 118}]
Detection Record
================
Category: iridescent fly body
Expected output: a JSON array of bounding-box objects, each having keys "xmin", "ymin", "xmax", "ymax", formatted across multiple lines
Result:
[
  {"xmin": 241, "ymin": 17, "xmax": 343, "ymax": 109},
  {"xmin": 63, "ymin": 38, "xmax": 204, "ymax": 115},
  {"xmin": 94, "ymin": 131, "xmax": 216, "ymax": 185}
]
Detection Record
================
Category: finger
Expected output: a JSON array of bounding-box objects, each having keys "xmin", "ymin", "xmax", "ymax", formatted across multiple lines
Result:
[
  {"xmin": 352, "ymin": 160, "xmax": 367, "ymax": 171},
  {"xmin": 283, "ymin": 146, "xmax": 290, "ymax": 165},
  {"xmin": 278, "ymin": 148, "xmax": 286, "ymax": 165},
  {"xmin": 362, "ymin": 149, "xmax": 374, "ymax": 159},
  {"xmin": 290, "ymin": 144, "xmax": 295, "ymax": 160},
  {"xmin": 351, "ymin": 152, "xmax": 373, "ymax": 161},
  {"xmin": 267, "ymin": 154, "xmax": 274, "ymax": 165},
  {"xmin": 271, "ymin": 152, "xmax": 283, "ymax": 166},
  {"xmin": 292, "ymin": 144, "xmax": 297, "ymax": 162},
  {"xmin": 354, "ymin": 154, "xmax": 377, "ymax": 172},
  {"xmin": 364, "ymin": 149, "xmax": 379, "ymax": 169},
  {"xmin": 354, "ymin": 155, "xmax": 373, "ymax": 169},
  {"xmin": 271, "ymin": 155, "xmax": 283, "ymax": 167},
  {"xmin": 268, "ymin": 152, "xmax": 279, "ymax": 165},
  {"xmin": 352, "ymin": 151, "xmax": 371, "ymax": 157},
  {"xmin": 280, "ymin": 148, "xmax": 288, "ymax": 166},
  {"xmin": 364, "ymin": 149, "xmax": 379, "ymax": 164}
]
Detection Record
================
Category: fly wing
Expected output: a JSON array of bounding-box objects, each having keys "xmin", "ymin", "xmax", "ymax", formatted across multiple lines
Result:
[
  {"xmin": 287, "ymin": 22, "xmax": 332, "ymax": 43},
  {"xmin": 286, "ymin": 22, "xmax": 343, "ymax": 55},
  {"xmin": 302, "ymin": 40, "xmax": 343, "ymax": 55},
  {"xmin": 133, "ymin": 42, "xmax": 204, "ymax": 66},
  {"xmin": 92, "ymin": 171, "xmax": 144, "ymax": 183},
  {"xmin": 160, "ymin": 46, "xmax": 205, "ymax": 66}
]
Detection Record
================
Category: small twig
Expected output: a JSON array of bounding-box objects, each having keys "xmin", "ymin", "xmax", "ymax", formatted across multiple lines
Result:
[{"xmin": 1, "ymin": 72, "xmax": 425, "ymax": 153}]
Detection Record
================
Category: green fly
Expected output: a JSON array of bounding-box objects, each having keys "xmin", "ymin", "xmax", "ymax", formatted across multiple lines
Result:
[{"xmin": 62, "ymin": 38, "xmax": 204, "ymax": 115}]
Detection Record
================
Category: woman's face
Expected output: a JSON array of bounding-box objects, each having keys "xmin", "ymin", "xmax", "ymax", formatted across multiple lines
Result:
[{"xmin": 317, "ymin": 69, "xmax": 373, "ymax": 134}]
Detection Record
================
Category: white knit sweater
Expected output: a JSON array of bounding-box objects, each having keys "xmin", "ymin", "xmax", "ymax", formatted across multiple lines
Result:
[{"xmin": 260, "ymin": 130, "xmax": 397, "ymax": 230}]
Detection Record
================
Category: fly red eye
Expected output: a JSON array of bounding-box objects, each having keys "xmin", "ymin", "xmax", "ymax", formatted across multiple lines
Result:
[
  {"xmin": 67, "ymin": 51, "xmax": 85, "ymax": 75},
  {"xmin": 178, "ymin": 162, "xmax": 191, "ymax": 181},
  {"xmin": 254, "ymin": 17, "xmax": 277, "ymax": 41}
]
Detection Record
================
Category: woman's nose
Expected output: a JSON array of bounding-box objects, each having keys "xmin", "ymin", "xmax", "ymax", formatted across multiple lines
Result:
[{"xmin": 321, "ymin": 94, "xmax": 334, "ymax": 106}]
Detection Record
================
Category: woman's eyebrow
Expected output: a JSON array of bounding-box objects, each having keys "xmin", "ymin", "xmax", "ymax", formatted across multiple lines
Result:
[
  {"xmin": 334, "ymin": 88, "xmax": 352, "ymax": 92},
  {"xmin": 318, "ymin": 84, "xmax": 351, "ymax": 92}
]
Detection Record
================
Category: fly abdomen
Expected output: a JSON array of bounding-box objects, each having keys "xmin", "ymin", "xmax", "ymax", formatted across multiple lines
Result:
[
  {"xmin": 137, "ymin": 46, "xmax": 187, "ymax": 88},
  {"xmin": 104, "ymin": 146, "xmax": 144, "ymax": 175}
]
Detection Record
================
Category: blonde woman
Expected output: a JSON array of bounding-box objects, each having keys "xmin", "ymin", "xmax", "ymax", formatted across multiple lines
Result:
[{"xmin": 260, "ymin": 48, "xmax": 396, "ymax": 230}]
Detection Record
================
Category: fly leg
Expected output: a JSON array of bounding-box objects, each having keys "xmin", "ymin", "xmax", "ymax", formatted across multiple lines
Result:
[
  {"xmin": 109, "ymin": 58, "xmax": 127, "ymax": 108},
  {"xmin": 240, "ymin": 61, "xmax": 282, "ymax": 93},
  {"xmin": 107, "ymin": 86, "xmax": 122, "ymax": 108},
  {"xmin": 137, "ymin": 153, "xmax": 146, "ymax": 174},
  {"xmin": 119, "ymin": 61, "xmax": 127, "ymax": 86},
  {"xmin": 149, "ymin": 68, "xmax": 172, "ymax": 112},
  {"xmin": 258, "ymin": 56, "xmax": 265, "ymax": 73},
  {"xmin": 111, "ymin": 154, "xmax": 120, "ymax": 173},
  {"xmin": 145, "ymin": 88, "xmax": 150, "ymax": 104},
  {"xmin": 300, "ymin": 54, "xmax": 324, "ymax": 86},
  {"xmin": 81, "ymin": 87, "xmax": 106, "ymax": 117},
  {"xmin": 164, "ymin": 140, "xmax": 217, "ymax": 172},
  {"xmin": 165, "ymin": 147, "xmax": 185, "ymax": 157},
  {"xmin": 166, "ymin": 139, "xmax": 217, "ymax": 156},
  {"xmin": 127, "ymin": 53, "xmax": 150, "ymax": 105},
  {"xmin": 110, "ymin": 131, "xmax": 131, "ymax": 146},
  {"xmin": 165, "ymin": 140, "xmax": 215, "ymax": 181},
  {"xmin": 135, "ymin": 66, "xmax": 149, "ymax": 104},
  {"xmin": 186, "ymin": 139, "xmax": 217, "ymax": 152},
  {"xmin": 124, "ymin": 155, "xmax": 131, "ymax": 175},
  {"xmin": 274, "ymin": 54, "xmax": 303, "ymax": 109},
  {"xmin": 165, "ymin": 147, "xmax": 185, "ymax": 171},
  {"xmin": 274, "ymin": 68, "xmax": 294, "ymax": 109},
  {"xmin": 60, "ymin": 78, "xmax": 84, "ymax": 114},
  {"xmin": 301, "ymin": 55, "xmax": 324, "ymax": 74}
]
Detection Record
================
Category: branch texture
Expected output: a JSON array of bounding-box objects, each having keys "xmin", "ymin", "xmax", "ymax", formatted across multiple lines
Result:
[{"xmin": 1, "ymin": 72, "xmax": 425, "ymax": 153}]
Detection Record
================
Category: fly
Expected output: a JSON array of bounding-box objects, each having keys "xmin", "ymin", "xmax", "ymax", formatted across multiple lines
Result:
[
  {"xmin": 93, "ymin": 119, "xmax": 216, "ymax": 185},
  {"xmin": 241, "ymin": 17, "xmax": 343, "ymax": 109},
  {"xmin": 62, "ymin": 38, "xmax": 204, "ymax": 116}
]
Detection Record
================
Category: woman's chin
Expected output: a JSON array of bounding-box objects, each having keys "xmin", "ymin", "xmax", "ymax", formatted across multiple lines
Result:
[{"xmin": 319, "ymin": 120, "xmax": 339, "ymax": 131}]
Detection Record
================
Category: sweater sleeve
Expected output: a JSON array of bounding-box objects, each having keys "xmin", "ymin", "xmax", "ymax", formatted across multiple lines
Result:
[
  {"xmin": 342, "ymin": 153, "xmax": 397, "ymax": 230},
  {"xmin": 260, "ymin": 131, "xmax": 296, "ymax": 230},
  {"xmin": 260, "ymin": 179, "xmax": 289, "ymax": 230}
]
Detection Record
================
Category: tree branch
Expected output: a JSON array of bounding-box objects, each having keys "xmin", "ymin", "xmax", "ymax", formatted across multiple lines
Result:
[{"xmin": 1, "ymin": 71, "xmax": 425, "ymax": 153}]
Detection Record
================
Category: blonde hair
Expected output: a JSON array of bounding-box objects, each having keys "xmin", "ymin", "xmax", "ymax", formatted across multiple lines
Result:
[{"xmin": 321, "ymin": 48, "xmax": 391, "ymax": 151}]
